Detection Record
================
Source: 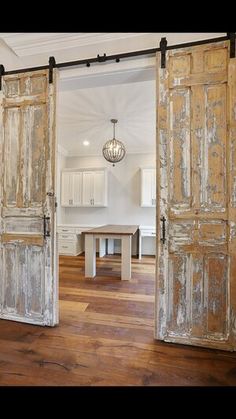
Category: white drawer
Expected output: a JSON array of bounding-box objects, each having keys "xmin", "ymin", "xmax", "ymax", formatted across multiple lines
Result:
[
  {"xmin": 58, "ymin": 240, "xmax": 77, "ymax": 255},
  {"xmin": 140, "ymin": 230, "xmax": 156, "ymax": 237},
  {"xmin": 58, "ymin": 233, "xmax": 77, "ymax": 241},
  {"xmin": 58, "ymin": 226, "xmax": 76, "ymax": 234}
]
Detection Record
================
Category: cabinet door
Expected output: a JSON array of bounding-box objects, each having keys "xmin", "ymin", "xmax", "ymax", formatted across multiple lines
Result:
[
  {"xmin": 61, "ymin": 172, "xmax": 73, "ymax": 206},
  {"xmin": 72, "ymin": 172, "xmax": 82, "ymax": 206},
  {"xmin": 93, "ymin": 171, "xmax": 107, "ymax": 206},
  {"xmin": 82, "ymin": 172, "xmax": 93, "ymax": 206},
  {"xmin": 141, "ymin": 169, "xmax": 155, "ymax": 207},
  {"xmin": 151, "ymin": 169, "xmax": 156, "ymax": 205}
]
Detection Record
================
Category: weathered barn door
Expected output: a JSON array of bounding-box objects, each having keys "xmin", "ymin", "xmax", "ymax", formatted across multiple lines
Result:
[
  {"xmin": 0, "ymin": 69, "xmax": 58, "ymax": 326},
  {"xmin": 156, "ymin": 41, "xmax": 236, "ymax": 350}
]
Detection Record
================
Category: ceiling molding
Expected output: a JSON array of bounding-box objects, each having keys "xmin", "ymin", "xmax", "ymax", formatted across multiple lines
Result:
[{"xmin": 0, "ymin": 32, "xmax": 149, "ymax": 57}]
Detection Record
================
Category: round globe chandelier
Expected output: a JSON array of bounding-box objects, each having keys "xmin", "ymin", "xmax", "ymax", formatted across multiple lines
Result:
[{"xmin": 102, "ymin": 119, "xmax": 126, "ymax": 166}]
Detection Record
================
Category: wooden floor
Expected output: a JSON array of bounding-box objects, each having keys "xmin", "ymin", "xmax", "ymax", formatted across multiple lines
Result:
[{"xmin": 0, "ymin": 253, "xmax": 236, "ymax": 386}]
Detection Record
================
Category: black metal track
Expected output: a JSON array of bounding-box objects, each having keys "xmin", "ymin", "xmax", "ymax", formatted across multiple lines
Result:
[{"xmin": 2, "ymin": 34, "xmax": 234, "ymax": 76}]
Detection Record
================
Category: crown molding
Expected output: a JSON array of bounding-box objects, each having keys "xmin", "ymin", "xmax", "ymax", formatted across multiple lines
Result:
[{"xmin": 0, "ymin": 32, "xmax": 150, "ymax": 57}]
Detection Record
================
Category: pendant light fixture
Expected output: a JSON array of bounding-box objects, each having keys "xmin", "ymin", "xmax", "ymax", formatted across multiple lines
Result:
[{"xmin": 102, "ymin": 119, "xmax": 126, "ymax": 166}]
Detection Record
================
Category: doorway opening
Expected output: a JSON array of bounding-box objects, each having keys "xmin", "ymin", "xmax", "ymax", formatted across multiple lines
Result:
[{"xmin": 56, "ymin": 58, "xmax": 157, "ymax": 330}]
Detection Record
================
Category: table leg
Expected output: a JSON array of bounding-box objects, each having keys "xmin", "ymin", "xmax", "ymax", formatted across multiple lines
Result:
[
  {"xmin": 139, "ymin": 232, "xmax": 142, "ymax": 259},
  {"xmin": 99, "ymin": 238, "xmax": 106, "ymax": 257},
  {"xmin": 121, "ymin": 235, "xmax": 131, "ymax": 280},
  {"xmin": 85, "ymin": 234, "xmax": 96, "ymax": 278},
  {"xmin": 107, "ymin": 239, "xmax": 114, "ymax": 254}
]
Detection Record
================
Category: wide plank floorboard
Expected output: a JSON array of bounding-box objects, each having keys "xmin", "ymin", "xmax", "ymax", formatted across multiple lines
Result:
[{"xmin": 0, "ymin": 254, "xmax": 236, "ymax": 386}]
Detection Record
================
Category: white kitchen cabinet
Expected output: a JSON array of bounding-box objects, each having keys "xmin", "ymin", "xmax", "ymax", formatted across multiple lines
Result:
[
  {"xmin": 57, "ymin": 226, "xmax": 82, "ymax": 256},
  {"xmin": 57, "ymin": 224, "xmax": 105, "ymax": 256},
  {"xmin": 61, "ymin": 171, "xmax": 82, "ymax": 207},
  {"xmin": 140, "ymin": 168, "xmax": 156, "ymax": 207},
  {"xmin": 61, "ymin": 168, "xmax": 107, "ymax": 207},
  {"xmin": 82, "ymin": 170, "xmax": 107, "ymax": 207}
]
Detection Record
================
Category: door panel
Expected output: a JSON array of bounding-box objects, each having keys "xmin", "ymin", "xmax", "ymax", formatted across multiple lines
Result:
[
  {"xmin": 169, "ymin": 88, "xmax": 191, "ymax": 210},
  {"xmin": 4, "ymin": 107, "xmax": 20, "ymax": 207},
  {"xmin": 156, "ymin": 41, "xmax": 236, "ymax": 350},
  {"xmin": 0, "ymin": 70, "xmax": 58, "ymax": 326}
]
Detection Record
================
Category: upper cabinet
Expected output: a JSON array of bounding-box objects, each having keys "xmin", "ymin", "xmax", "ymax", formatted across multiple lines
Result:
[
  {"xmin": 82, "ymin": 170, "xmax": 107, "ymax": 207},
  {"xmin": 61, "ymin": 172, "xmax": 82, "ymax": 207},
  {"xmin": 61, "ymin": 168, "xmax": 107, "ymax": 207},
  {"xmin": 140, "ymin": 168, "xmax": 156, "ymax": 207}
]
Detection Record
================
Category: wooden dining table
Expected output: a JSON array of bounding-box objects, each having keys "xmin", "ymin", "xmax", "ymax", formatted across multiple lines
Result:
[{"xmin": 84, "ymin": 224, "xmax": 139, "ymax": 280}]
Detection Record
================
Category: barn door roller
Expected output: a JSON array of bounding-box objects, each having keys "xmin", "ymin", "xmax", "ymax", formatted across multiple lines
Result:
[
  {"xmin": 160, "ymin": 37, "xmax": 167, "ymax": 68},
  {"xmin": 0, "ymin": 64, "xmax": 5, "ymax": 91},
  {"xmin": 49, "ymin": 56, "xmax": 56, "ymax": 84},
  {"xmin": 227, "ymin": 33, "xmax": 236, "ymax": 58}
]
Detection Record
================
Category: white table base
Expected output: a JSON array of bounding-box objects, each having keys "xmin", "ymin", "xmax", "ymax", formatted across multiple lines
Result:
[{"xmin": 85, "ymin": 234, "xmax": 132, "ymax": 281}]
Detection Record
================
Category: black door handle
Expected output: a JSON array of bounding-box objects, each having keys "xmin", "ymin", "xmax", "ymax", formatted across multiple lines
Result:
[
  {"xmin": 43, "ymin": 215, "xmax": 50, "ymax": 238},
  {"xmin": 160, "ymin": 216, "xmax": 166, "ymax": 244}
]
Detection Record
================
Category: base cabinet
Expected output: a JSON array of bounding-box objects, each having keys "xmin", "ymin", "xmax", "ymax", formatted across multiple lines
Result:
[{"xmin": 57, "ymin": 226, "xmax": 82, "ymax": 256}]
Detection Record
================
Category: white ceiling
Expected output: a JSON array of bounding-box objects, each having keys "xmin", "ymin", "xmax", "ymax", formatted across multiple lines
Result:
[{"xmin": 58, "ymin": 78, "xmax": 156, "ymax": 156}]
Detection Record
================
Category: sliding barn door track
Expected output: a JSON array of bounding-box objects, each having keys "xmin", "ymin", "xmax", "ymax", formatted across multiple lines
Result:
[{"xmin": 0, "ymin": 32, "xmax": 235, "ymax": 88}]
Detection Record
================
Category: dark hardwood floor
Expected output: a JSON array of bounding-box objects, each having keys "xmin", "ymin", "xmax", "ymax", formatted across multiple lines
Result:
[{"xmin": 0, "ymin": 253, "xmax": 236, "ymax": 386}]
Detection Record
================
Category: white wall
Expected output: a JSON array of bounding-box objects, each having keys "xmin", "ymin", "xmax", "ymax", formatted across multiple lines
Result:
[{"xmin": 61, "ymin": 153, "xmax": 156, "ymax": 255}]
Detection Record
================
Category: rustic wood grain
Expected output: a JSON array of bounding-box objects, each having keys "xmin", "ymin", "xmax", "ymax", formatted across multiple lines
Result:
[
  {"xmin": 156, "ymin": 40, "xmax": 236, "ymax": 350},
  {"xmin": 0, "ymin": 69, "xmax": 58, "ymax": 326}
]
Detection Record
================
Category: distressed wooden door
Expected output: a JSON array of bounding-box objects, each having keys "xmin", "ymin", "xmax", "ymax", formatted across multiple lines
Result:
[
  {"xmin": 0, "ymin": 69, "xmax": 58, "ymax": 326},
  {"xmin": 156, "ymin": 41, "xmax": 236, "ymax": 350}
]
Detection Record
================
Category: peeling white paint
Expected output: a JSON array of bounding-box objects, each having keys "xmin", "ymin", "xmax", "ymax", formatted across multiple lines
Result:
[
  {"xmin": 0, "ymin": 70, "xmax": 58, "ymax": 326},
  {"xmin": 156, "ymin": 43, "xmax": 234, "ymax": 350}
]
